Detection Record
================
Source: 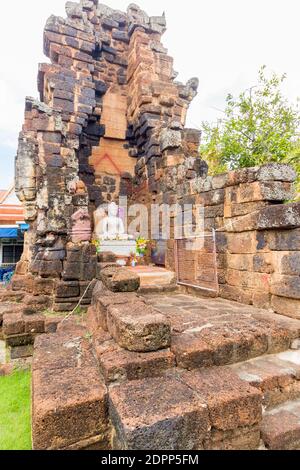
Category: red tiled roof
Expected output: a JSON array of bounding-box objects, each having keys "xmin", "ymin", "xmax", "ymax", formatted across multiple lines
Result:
[{"xmin": 0, "ymin": 186, "xmax": 24, "ymax": 223}]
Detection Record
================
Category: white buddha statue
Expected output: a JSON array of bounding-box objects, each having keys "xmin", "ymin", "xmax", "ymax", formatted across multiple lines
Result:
[{"xmin": 96, "ymin": 202, "xmax": 132, "ymax": 241}]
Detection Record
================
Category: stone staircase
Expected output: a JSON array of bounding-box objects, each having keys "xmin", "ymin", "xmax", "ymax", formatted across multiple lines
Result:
[
  {"xmin": 30, "ymin": 286, "xmax": 300, "ymax": 450},
  {"xmin": 232, "ymin": 351, "xmax": 300, "ymax": 450}
]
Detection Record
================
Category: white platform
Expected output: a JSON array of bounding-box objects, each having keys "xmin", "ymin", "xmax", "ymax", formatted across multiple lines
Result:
[
  {"xmin": 100, "ymin": 240, "xmax": 137, "ymax": 257},
  {"xmin": 126, "ymin": 266, "xmax": 176, "ymax": 288}
]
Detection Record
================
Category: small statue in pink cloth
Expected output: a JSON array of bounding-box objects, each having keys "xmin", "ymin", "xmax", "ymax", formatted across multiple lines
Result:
[{"xmin": 70, "ymin": 208, "xmax": 92, "ymax": 243}]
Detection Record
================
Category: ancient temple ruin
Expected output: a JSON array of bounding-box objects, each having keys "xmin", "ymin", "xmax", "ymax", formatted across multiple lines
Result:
[
  {"xmin": 13, "ymin": 0, "xmax": 205, "ymax": 311},
  {"xmin": 1, "ymin": 0, "xmax": 300, "ymax": 451}
]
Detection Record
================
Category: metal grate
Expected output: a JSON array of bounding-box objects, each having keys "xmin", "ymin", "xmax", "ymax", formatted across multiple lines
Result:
[{"xmin": 175, "ymin": 231, "xmax": 219, "ymax": 294}]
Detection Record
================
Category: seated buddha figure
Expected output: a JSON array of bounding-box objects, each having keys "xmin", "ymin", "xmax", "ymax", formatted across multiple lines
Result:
[{"xmin": 95, "ymin": 202, "xmax": 132, "ymax": 241}]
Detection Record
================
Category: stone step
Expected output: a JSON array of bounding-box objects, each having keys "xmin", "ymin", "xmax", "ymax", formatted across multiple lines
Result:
[
  {"xmin": 261, "ymin": 399, "xmax": 300, "ymax": 449},
  {"xmin": 126, "ymin": 266, "xmax": 176, "ymax": 290},
  {"xmin": 0, "ymin": 290, "xmax": 26, "ymax": 303},
  {"xmin": 90, "ymin": 282, "xmax": 171, "ymax": 352},
  {"xmin": 109, "ymin": 367, "xmax": 262, "ymax": 450},
  {"xmin": 31, "ymin": 324, "xmax": 110, "ymax": 450},
  {"xmin": 0, "ymin": 302, "xmax": 24, "ymax": 326},
  {"xmin": 231, "ymin": 350, "xmax": 300, "ymax": 410},
  {"xmin": 92, "ymin": 328, "xmax": 175, "ymax": 384},
  {"xmin": 146, "ymin": 294, "xmax": 300, "ymax": 369},
  {"xmin": 177, "ymin": 284, "xmax": 219, "ymax": 298},
  {"xmin": 138, "ymin": 284, "xmax": 178, "ymax": 295}
]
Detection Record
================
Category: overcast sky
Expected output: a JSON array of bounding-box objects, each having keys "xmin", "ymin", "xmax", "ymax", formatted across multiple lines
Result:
[{"xmin": 0, "ymin": 0, "xmax": 299, "ymax": 188}]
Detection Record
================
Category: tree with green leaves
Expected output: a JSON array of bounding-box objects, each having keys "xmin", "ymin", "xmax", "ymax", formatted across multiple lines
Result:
[
  {"xmin": 285, "ymin": 138, "xmax": 300, "ymax": 200},
  {"xmin": 201, "ymin": 66, "xmax": 300, "ymax": 186}
]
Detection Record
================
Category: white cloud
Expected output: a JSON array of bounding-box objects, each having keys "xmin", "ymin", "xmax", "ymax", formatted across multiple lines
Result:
[{"xmin": 0, "ymin": 0, "xmax": 299, "ymax": 187}]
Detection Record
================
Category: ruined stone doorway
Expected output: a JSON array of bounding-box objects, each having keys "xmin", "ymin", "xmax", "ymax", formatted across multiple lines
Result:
[{"xmin": 175, "ymin": 231, "xmax": 219, "ymax": 295}]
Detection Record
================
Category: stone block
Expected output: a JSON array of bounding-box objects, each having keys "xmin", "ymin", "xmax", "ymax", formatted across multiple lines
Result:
[
  {"xmin": 271, "ymin": 274, "xmax": 300, "ymax": 300},
  {"xmin": 171, "ymin": 334, "xmax": 214, "ymax": 370},
  {"xmin": 3, "ymin": 313, "xmax": 25, "ymax": 336},
  {"xmin": 267, "ymin": 228, "xmax": 300, "ymax": 251},
  {"xmin": 226, "ymin": 231, "xmax": 263, "ymax": 254},
  {"xmin": 160, "ymin": 129, "xmax": 182, "ymax": 152},
  {"xmin": 81, "ymin": 244, "xmax": 97, "ymax": 263},
  {"xmin": 98, "ymin": 251, "xmax": 117, "ymax": 263},
  {"xmin": 272, "ymin": 251, "xmax": 300, "ymax": 276},
  {"xmin": 252, "ymin": 292, "xmax": 271, "ymax": 309},
  {"xmin": 10, "ymin": 344, "xmax": 34, "ymax": 359},
  {"xmin": 228, "ymin": 203, "xmax": 300, "ymax": 233},
  {"xmin": 32, "ymin": 328, "xmax": 110, "ymax": 449},
  {"xmin": 219, "ymin": 285, "xmax": 253, "ymax": 305},
  {"xmin": 53, "ymin": 302, "xmax": 78, "ymax": 313},
  {"xmin": 24, "ymin": 315, "xmax": 45, "ymax": 334},
  {"xmin": 112, "ymin": 31, "xmax": 129, "ymax": 43},
  {"xmin": 32, "ymin": 366, "xmax": 109, "ymax": 450},
  {"xmin": 66, "ymin": 248, "xmax": 82, "ymax": 263},
  {"xmin": 109, "ymin": 375, "xmax": 210, "ymax": 450},
  {"xmin": 100, "ymin": 267, "xmax": 140, "ymax": 293},
  {"xmin": 224, "ymin": 200, "xmax": 268, "ymax": 218},
  {"xmin": 257, "ymin": 163, "xmax": 297, "ymax": 182},
  {"xmin": 33, "ymin": 278, "xmax": 56, "ymax": 296},
  {"xmin": 180, "ymin": 367, "xmax": 262, "ymax": 431},
  {"xmin": 204, "ymin": 425, "xmax": 261, "ymax": 450},
  {"xmin": 10, "ymin": 275, "xmax": 32, "ymax": 293},
  {"xmin": 39, "ymin": 260, "xmax": 62, "ymax": 278},
  {"xmin": 62, "ymin": 261, "xmax": 81, "ymax": 280},
  {"xmin": 56, "ymin": 281, "xmax": 80, "ymax": 298},
  {"xmin": 81, "ymin": 261, "xmax": 97, "ymax": 281},
  {"xmin": 0, "ymin": 303, "xmax": 23, "ymax": 325},
  {"xmin": 94, "ymin": 334, "xmax": 175, "ymax": 384},
  {"xmin": 107, "ymin": 301, "xmax": 171, "ymax": 352},
  {"xmin": 235, "ymin": 181, "xmax": 294, "ymax": 204},
  {"xmin": 211, "ymin": 173, "xmax": 229, "ymax": 189},
  {"xmin": 200, "ymin": 189, "xmax": 225, "ymax": 207},
  {"xmin": 271, "ymin": 296, "xmax": 300, "ymax": 319},
  {"xmin": 79, "ymin": 280, "xmax": 96, "ymax": 298},
  {"xmin": 257, "ymin": 203, "xmax": 300, "ymax": 230},
  {"xmin": 261, "ymin": 409, "xmax": 300, "ymax": 450},
  {"xmin": 32, "ymin": 333, "xmax": 95, "ymax": 372},
  {"xmin": 227, "ymin": 254, "xmax": 254, "ymax": 271},
  {"xmin": 91, "ymin": 280, "xmax": 110, "ymax": 303},
  {"xmin": 226, "ymin": 269, "xmax": 271, "ymax": 291},
  {"xmin": 93, "ymin": 293, "xmax": 139, "ymax": 331},
  {"xmin": 5, "ymin": 333, "xmax": 34, "ymax": 348},
  {"xmin": 45, "ymin": 317, "xmax": 61, "ymax": 333},
  {"xmin": 0, "ymin": 364, "xmax": 14, "ymax": 377},
  {"xmin": 253, "ymin": 253, "xmax": 274, "ymax": 273}
]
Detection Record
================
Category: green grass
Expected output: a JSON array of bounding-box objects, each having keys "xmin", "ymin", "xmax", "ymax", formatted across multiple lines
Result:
[{"xmin": 0, "ymin": 369, "xmax": 32, "ymax": 450}]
